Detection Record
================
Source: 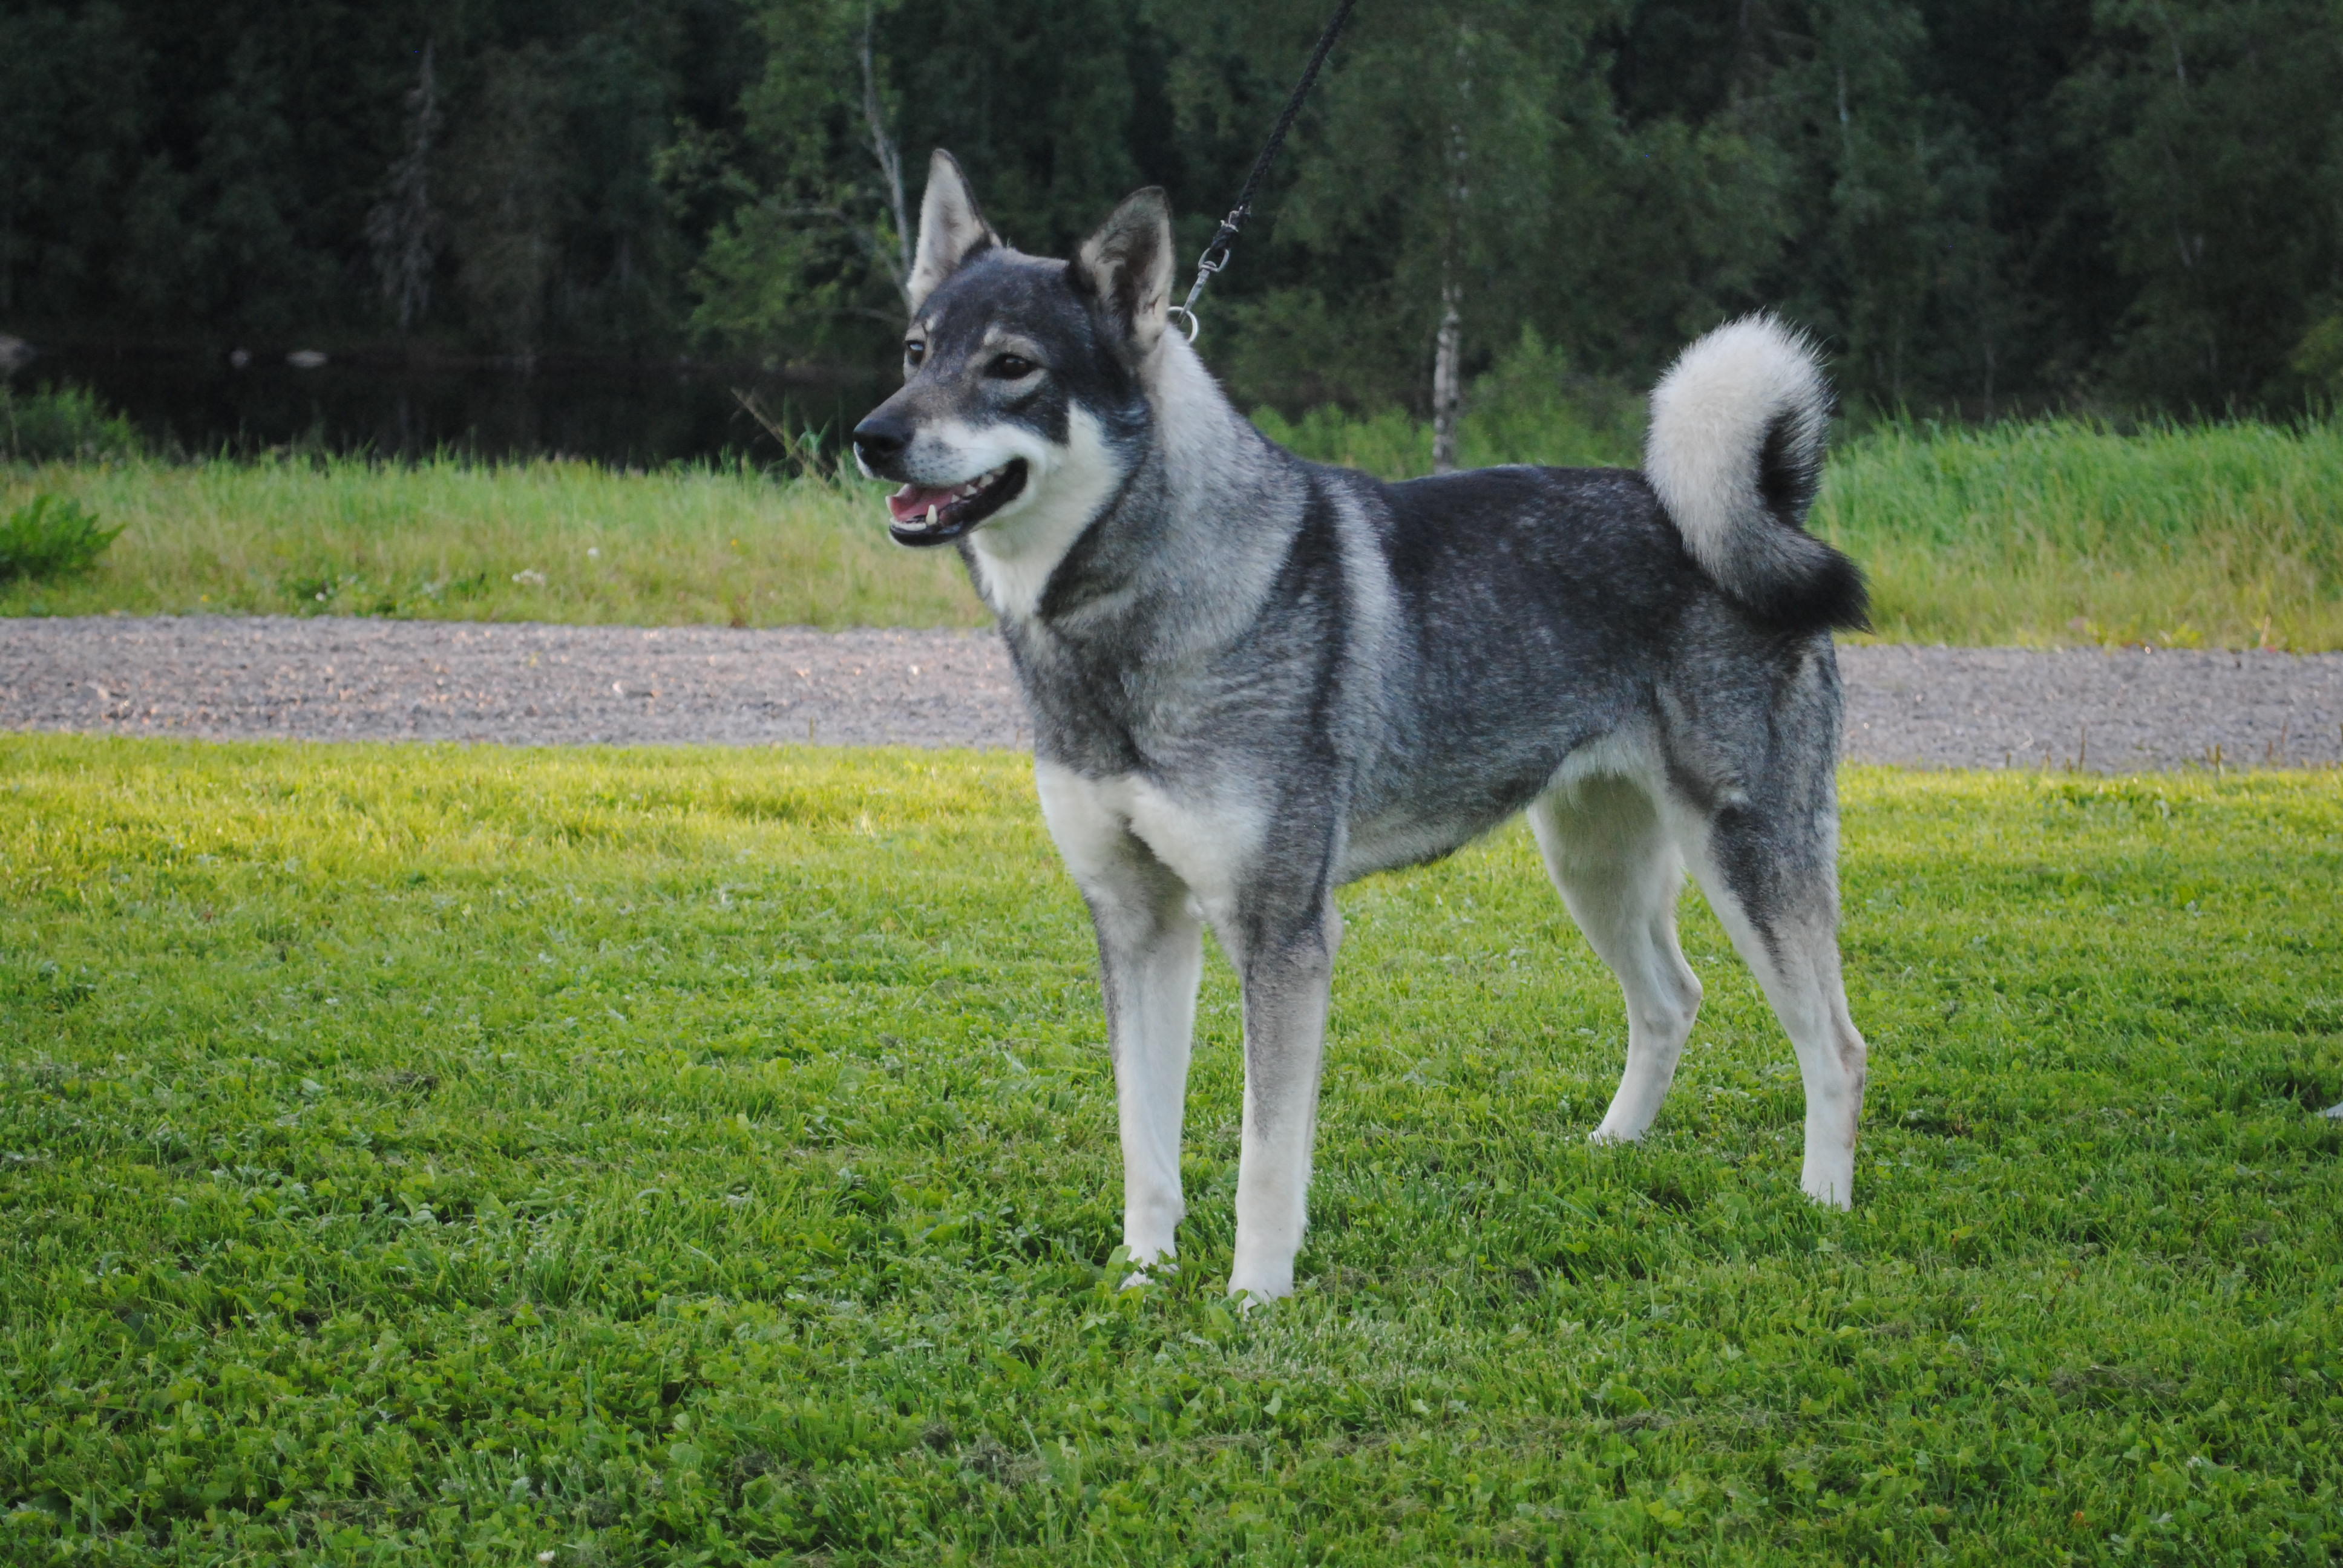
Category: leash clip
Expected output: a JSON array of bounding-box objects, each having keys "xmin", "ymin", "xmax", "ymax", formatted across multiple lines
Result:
[
  {"xmin": 1194, "ymin": 209, "xmax": 1246, "ymax": 279},
  {"xmin": 1172, "ymin": 207, "xmax": 1247, "ymax": 344}
]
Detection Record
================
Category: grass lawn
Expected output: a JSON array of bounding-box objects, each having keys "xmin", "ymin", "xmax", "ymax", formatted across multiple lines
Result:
[
  {"xmin": 1814, "ymin": 421, "xmax": 2343, "ymax": 654},
  {"xmin": 0, "ymin": 460, "xmax": 983, "ymax": 632},
  {"xmin": 2, "ymin": 738, "xmax": 2339, "ymax": 1564},
  {"xmin": 6, "ymin": 413, "xmax": 2343, "ymax": 648}
]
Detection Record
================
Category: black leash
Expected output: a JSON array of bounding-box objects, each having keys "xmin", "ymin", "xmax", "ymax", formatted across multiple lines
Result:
[{"xmin": 1165, "ymin": 0, "xmax": 1360, "ymax": 344}]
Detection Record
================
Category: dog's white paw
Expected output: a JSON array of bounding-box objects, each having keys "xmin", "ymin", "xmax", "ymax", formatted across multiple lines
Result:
[
  {"xmin": 1800, "ymin": 1173, "xmax": 1855, "ymax": 1210},
  {"xmin": 1227, "ymin": 1261, "xmax": 1295, "ymax": 1305},
  {"xmin": 1112, "ymin": 1241, "xmax": 1178, "ymax": 1292},
  {"xmin": 1118, "ymin": 1258, "xmax": 1179, "ymax": 1291}
]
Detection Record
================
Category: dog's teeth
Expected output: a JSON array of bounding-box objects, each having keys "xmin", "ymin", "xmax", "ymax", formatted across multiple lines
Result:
[{"xmin": 926, "ymin": 503, "xmax": 938, "ymax": 525}]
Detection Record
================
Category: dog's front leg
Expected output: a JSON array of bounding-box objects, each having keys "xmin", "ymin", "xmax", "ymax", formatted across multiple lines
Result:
[
  {"xmin": 1093, "ymin": 879, "xmax": 1205, "ymax": 1274},
  {"xmin": 1228, "ymin": 899, "xmax": 1340, "ymax": 1302},
  {"xmin": 1037, "ymin": 766, "xmax": 1204, "ymax": 1275}
]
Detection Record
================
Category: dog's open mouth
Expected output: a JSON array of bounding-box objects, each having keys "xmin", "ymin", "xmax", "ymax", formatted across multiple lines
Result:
[{"xmin": 886, "ymin": 460, "xmax": 1027, "ymax": 546}]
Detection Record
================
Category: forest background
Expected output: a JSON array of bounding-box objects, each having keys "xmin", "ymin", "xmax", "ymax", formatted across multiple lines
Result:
[{"xmin": 7, "ymin": 0, "xmax": 2343, "ymax": 427}]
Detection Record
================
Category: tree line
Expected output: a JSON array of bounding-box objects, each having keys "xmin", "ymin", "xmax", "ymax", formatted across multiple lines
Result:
[{"xmin": 5, "ymin": 0, "xmax": 2341, "ymax": 420}]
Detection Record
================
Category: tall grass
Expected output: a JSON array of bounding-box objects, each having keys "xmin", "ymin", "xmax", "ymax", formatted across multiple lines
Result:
[
  {"xmin": 0, "ymin": 455, "xmax": 985, "ymax": 628},
  {"xmin": 4, "ymin": 408, "xmax": 2342, "ymax": 647},
  {"xmin": 1263, "ymin": 402, "xmax": 2343, "ymax": 650},
  {"xmin": 1817, "ymin": 419, "xmax": 2343, "ymax": 648}
]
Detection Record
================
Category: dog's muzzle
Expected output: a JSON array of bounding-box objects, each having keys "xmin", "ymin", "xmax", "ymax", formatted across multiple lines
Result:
[{"xmin": 880, "ymin": 459, "xmax": 1029, "ymax": 547}]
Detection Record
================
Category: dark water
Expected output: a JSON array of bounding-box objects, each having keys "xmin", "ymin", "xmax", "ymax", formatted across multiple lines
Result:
[{"xmin": 18, "ymin": 344, "xmax": 895, "ymax": 467}]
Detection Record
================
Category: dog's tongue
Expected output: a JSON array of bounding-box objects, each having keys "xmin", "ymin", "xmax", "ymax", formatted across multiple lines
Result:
[{"xmin": 888, "ymin": 484, "xmax": 958, "ymax": 524}]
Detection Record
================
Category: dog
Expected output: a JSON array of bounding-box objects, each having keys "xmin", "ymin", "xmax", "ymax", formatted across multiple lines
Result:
[{"xmin": 852, "ymin": 151, "xmax": 1871, "ymax": 1301}]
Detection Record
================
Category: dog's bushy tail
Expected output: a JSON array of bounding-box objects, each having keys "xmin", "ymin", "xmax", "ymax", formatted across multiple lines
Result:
[{"xmin": 1644, "ymin": 315, "xmax": 1868, "ymax": 632}]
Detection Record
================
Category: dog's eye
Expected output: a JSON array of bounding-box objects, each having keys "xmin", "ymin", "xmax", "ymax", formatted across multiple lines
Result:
[
  {"xmin": 903, "ymin": 341, "xmax": 926, "ymax": 368},
  {"xmin": 987, "ymin": 354, "xmax": 1038, "ymax": 379}
]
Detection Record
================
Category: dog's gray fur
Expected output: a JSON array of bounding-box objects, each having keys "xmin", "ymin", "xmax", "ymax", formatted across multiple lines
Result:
[{"xmin": 854, "ymin": 151, "xmax": 1872, "ymax": 1300}]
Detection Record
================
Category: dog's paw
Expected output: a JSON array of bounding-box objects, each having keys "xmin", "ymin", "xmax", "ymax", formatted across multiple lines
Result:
[
  {"xmin": 1226, "ymin": 1267, "xmax": 1293, "ymax": 1308},
  {"xmin": 1118, "ymin": 1258, "xmax": 1179, "ymax": 1291},
  {"xmin": 1110, "ymin": 1243, "xmax": 1178, "ymax": 1292},
  {"xmin": 1800, "ymin": 1174, "xmax": 1855, "ymax": 1210}
]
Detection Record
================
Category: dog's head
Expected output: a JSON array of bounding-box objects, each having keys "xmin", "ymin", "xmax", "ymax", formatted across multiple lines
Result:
[{"xmin": 852, "ymin": 151, "xmax": 1174, "ymax": 548}]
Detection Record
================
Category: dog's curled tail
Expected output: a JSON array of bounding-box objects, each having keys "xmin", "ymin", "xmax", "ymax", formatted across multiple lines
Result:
[{"xmin": 1644, "ymin": 315, "xmax": 1868, "ymax": 632}]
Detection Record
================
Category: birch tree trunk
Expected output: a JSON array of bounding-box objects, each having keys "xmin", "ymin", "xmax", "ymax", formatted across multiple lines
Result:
[
  {"xmin": 861, "ymin": 5, "xmax": 914, "ymax": 313},
  {"xmin": 1430, "ymin": 273, "xmax": 1463, "ymax": 473},
  {"xmin": 1430, "ymin": 100, "xmax": 1469, "ymax": 475},
  {"xmin": 365, "ymin": 41, "xmax": 441, "ymax": 344}
]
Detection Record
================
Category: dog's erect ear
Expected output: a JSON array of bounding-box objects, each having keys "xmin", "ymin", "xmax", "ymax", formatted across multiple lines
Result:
[
  {"xmin": 907, "ymin": 150, "xmax": 999, "ymax": 312},
  {"xmin": 1069, "ymin": 187, "xmax": 1174, "ymax": 354}
]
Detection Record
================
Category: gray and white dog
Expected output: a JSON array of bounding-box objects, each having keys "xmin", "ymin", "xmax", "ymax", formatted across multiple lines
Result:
[{"xmin": 853, "ymin": 151, "xmax": 1871, "ymax": 1301}]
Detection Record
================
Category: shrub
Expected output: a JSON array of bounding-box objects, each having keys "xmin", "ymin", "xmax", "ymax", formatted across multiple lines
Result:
[
  {"xmin": 0, "ymin": 382, "xmax": 144, "ymax": 461},
  {"xmin": 0, "ymin": 494, "xmax": 125, "ymax": 580},
  {"xmin": 1248, "ymin": 328, "xmax": 1642, "ymax": 479}
]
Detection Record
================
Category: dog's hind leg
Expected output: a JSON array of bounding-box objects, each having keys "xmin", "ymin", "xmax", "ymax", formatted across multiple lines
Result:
[
  {"xmin": 1037, "ymin": 767, "xmax": 1204, "ymax": 1274},
  {"xmin": 1673, "ymin": 792, "xmax": 1867, "ymax": 1209},
  {"xmin": 1530, "ymin": 774, "xmax": 1704, "ymax": 1144}
]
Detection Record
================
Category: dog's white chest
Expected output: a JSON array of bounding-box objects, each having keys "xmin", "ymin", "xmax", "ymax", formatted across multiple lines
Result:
[
  {"xmin": 967, "ymin": 407, "xmax": 1121, "ymax": 622},
  {"xmin": 1034, "ymin": 761, "xmax": 1265, "ymax": 920}
]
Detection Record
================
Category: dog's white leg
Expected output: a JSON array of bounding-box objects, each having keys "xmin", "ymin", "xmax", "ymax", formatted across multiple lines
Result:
[
  {"xmin": 1099, "ymin": 891, "xmax": 1205, "ymax": 1270},
  {"xmin": 1530, "ymin": 776, "xmax": 1702, "ymax": 1143},
  {"xmin": 1037, "ymin": 765, "xmax": 1202, "ymax": 1273},
  {"xmin": 1676, "ymin": 806, "xmax": 1866, "ymax": 1209},
  {"xmin": 1227, "ymin": 902, "xmax": 1340, "ymax": 1302}
]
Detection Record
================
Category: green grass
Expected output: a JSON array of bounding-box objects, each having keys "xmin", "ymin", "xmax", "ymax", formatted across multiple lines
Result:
[
  {"xmin": 0, "ymin": 457, "xmax": 984, "ymax": 630},
  {"xmin": 10, "ymin": 411, "xmax": 2343, "ymax": 646},
  {"xmin": 0, "ymin": 495, "xmax": 124, "ymax": 581},
  {"xmin": 2, "ymin": 737, "xmax": 2339, "ymax": 1563},
  {"xmin": 1262, "ymin": 410, "xmax": 2343, "ymax": 652},
  {"xmin": 1817, "ymin": 420, "xmax": 2343, "ymax": 651}
]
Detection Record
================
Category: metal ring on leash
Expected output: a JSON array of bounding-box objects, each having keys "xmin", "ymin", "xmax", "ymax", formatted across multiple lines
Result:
[{"xmin": 1166, "ymin": 305, "xmax": 1201, "ymax": 344}]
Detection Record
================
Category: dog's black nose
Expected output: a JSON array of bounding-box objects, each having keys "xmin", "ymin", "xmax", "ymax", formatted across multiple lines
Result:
[{"xmin": 852, "ymin": 415, "xmax": 911, "ymax": 471}]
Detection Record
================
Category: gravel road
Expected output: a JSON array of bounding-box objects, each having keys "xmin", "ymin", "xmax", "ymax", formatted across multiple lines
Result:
[{"xmin": 3, "ymin": 615, "xmax": 2339, "ymax": 771}]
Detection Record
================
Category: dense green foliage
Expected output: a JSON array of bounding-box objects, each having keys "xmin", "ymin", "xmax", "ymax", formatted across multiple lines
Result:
[
  {"xmin": 7, "ymin": 1, "xmax": 2343, "ymax": 415},
  {"xmin": 0, "ymin": 385, "xmax": 144, "ymax": 463},
  {"xmin": 10, "ymin": 408, "xmax": 2343, "ymax": 647},
  {"xmin": 1, "ymin": 740, "xmax": 2338, "ymax": 1562},
  {"xmin": 0, "ymin": 494, "xmax": 121, "ymax": 581}
]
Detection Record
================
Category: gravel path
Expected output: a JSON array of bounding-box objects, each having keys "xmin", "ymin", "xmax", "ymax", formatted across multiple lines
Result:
[
  {"xmin": 3, "ymin": 615, "xmax": 2340, "ymax": 771},
  {"xmin": 0, "ymin": 617, "xmax": 1025, "ymax": 750}
]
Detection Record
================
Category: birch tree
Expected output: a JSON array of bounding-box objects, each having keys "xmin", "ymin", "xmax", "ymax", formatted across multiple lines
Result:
[
  {"xmin": 365, "ymin": 42, "xmax": 441, "ymax": 342},
  {"xmin": 1263, "ymin": 0, "xmax": 1591, "ymax": 442}
]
